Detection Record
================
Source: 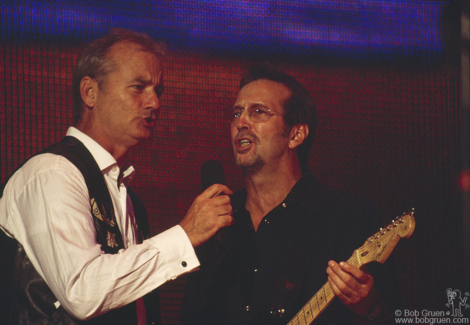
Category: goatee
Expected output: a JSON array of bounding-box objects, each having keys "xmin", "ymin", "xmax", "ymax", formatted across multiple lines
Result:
[{"xmin": 237, "ymin": 155, "xmax": 265, "ymax": 175}]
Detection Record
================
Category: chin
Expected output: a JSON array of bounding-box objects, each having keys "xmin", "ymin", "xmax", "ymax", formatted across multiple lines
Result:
[
  {"xmin": 138, "ymin": 128, "xmax": 153, "ymax": 139},
  {"xmin": 236, "ymin": 156, "xmax": 265, "ymax": 173}
]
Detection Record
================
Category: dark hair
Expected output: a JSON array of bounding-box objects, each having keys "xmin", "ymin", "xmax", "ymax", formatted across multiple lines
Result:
[
  {"xmin": 239, "ymin": 63, "xmax": 317, "ymax": 171},
  {"xmin": 72, "ymin": 28, "xmax": 166, "ymax": 124}
]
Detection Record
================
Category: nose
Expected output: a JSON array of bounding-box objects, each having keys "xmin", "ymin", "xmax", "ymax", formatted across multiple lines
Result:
[{"xmin": 145, "ymin": 89, "xmax": 160, "ymax": 111}]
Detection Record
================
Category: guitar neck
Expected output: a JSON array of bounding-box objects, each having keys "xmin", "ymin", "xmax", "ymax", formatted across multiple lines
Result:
[
  {"xmin": 287, "ymin": 253, "xmax": 362, "ymax": 325},
  {"xmin": 286, "ymin": 212, "xmax": 415, "ymax": 325}
]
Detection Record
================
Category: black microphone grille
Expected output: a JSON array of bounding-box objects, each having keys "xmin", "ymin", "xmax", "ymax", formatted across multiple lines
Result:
[{"xmin": 200, "ymin": 160, "xmax": 226, "ymax": 190}]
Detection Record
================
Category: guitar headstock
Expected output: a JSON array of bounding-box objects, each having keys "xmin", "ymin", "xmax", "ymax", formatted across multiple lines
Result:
[{"xmin": 357, "ymin": 209, "xmax": 416, "ymax": 266}]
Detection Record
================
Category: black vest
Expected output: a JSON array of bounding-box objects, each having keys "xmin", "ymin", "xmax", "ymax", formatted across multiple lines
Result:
[{"xmin": 0, "ymin": 136, "xmax": 161, "ymax": 325}]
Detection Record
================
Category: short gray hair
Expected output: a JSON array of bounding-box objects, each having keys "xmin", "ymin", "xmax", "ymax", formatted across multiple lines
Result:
[{"xmin": 71, "ymin": 28, "xmax": 166, "ymax": 124}]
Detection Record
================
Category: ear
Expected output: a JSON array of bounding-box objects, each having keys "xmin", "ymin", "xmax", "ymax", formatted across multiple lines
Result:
[
  {"xmin": 80, "ymin": 76, "xmax": 98, "ymax": 108},
  {"xmin": 288, "ymin": 124, "xmax": 309, "ymax": 150}
]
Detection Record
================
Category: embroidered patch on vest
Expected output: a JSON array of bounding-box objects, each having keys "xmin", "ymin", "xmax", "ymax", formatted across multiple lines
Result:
[
  {"xmin": 106, "ymin": 231, "xmax": 118, "ymax": 248},
  {"xmin": 91, "ymin": 198, "xmax": 115, "ymax": 227}
]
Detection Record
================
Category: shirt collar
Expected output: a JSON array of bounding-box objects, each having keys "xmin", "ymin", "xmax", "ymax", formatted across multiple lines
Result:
[
  {"xmin": 232, "ymin": 169, "xmax": 335, "ymax": 215},
  {"xmin": 66, "ymin": 127, "xmax": 136, "ymax": 184},
  {"xmin": 283, "ymin": 170, "xmax": 338, "ymax": 214}
]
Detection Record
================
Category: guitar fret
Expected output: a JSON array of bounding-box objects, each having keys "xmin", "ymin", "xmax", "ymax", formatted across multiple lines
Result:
[
  {"xmin": 317, "ymin": 285, "xmax": 327, "ymax": 308},
  {"xmin": 348, "ymin": 254, "xmax": 358, "ymax": 268},
  {"xmin": 302, "ymin": 305, "xmax": 308, "ymax": 324},
  {"xmin": 307, "ymin": 299, "xmax": 314, "ymax": 321},
  {"xmin": 290, "ymin": 316, "xmax": 297, "ymax": 325}
]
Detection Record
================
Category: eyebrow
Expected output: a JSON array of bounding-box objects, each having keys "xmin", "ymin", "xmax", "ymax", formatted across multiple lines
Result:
[
  {"xmin": 232, "ymin": 103, "xmax": 267, "ymax": 109},
  {"xmin": 133, "ymin": 78, "xmax": 152, "ymax": 85},
  {"xmin": 133, "ymin": 78, "xmax": 165, "ymax": 92}
]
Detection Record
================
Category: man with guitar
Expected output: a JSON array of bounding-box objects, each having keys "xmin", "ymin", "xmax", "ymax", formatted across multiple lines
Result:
[{"xmin": 180, "ymin": 63, "xmax": 401, "ymax": 324}]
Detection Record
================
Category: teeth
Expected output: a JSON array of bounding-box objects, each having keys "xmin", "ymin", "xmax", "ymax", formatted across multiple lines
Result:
[{"xmin": 240, "ymin": 139, "xmax": 251, "ymax": 147}]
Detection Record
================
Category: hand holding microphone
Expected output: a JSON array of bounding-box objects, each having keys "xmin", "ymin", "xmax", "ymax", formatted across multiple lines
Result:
[{"xmin": 179, "ymin": 161, "xmax": 233, "ymax": 247}]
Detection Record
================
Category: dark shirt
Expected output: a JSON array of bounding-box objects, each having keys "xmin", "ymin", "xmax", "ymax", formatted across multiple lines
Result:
[{"xmin": 180, "ymin": 171, "xmax": 401, "ymax": 325}]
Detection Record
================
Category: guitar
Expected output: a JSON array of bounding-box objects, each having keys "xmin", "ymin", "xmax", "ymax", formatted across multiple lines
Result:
[{"xmin": 287, "ymin": 210, "xmax": 416, "ymax": 325}]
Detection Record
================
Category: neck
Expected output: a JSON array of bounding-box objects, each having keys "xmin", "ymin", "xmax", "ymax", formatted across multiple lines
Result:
[
  {"xmin": 75, "ymin": 123, "xmax": 130, "ymax": 168},
  {"xmin": 244, "ymin": 162, "xmax": 302, "ymax": 231}
]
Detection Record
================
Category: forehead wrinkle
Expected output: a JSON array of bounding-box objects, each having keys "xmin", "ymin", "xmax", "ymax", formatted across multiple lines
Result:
[
  {"xmin": 131, "ymin": 68, "xmax": 163, "ymax": 85},
  {"xmin": 133, "ymin": 77, "xmax": 152, "ymax": 84}
]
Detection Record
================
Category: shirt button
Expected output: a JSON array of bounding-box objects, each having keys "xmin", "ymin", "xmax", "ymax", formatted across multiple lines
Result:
[
  {"xmin": 282, "ymin": 202, "xmax": 287, "ymax": 208},
  {"xmin": 182, "ymin": 261, "xmax": 187, "ymax": 267},
  {"xmin": 264, "ymin": 219, "xmax": 269, "ymax": 224},
  {"xmin": 245, "ymin": 306, "xmax": 250, "ymax": 312},
  {"xmin": 253, "ymin": 269, "xmax": 258, "ymax": 272}
]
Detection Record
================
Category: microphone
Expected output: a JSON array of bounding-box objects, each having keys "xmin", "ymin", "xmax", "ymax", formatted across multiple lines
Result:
[
  {"xmin": 200, "ymin": 160, "xmax": 226, "ymax": 190},
  {"xmin": 200, "ymin": 160, "xmax": 230, "ymax": 251}
]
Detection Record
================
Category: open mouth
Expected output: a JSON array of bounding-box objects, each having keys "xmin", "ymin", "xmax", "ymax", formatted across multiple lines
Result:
[
  {"xmin": 142, "ymin": 116, "xmax": 156, "ymax": 128},
  {"xmin": 239, "ymin": 139, "xmax": 251, "ymax": 148},
  {"xmin": 236, "ymin": 137, "xmax": 254, "ymax": 150}
]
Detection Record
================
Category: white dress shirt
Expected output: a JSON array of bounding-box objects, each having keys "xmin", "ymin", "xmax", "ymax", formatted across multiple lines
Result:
[{"xmin": 0, "ymin": 127, "xmax": 199, "ymax": 320}]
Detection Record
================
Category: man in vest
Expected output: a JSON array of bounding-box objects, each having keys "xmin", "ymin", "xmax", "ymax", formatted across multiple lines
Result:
[{"xmin": 0, "ymin": 28, "xmax": 233, "ymax": 324}]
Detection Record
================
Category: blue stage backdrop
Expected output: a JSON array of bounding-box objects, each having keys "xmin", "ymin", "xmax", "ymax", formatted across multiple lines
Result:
[{"xmin": 2, "ymin": 0, "xmax": 443, "ymax": 59}]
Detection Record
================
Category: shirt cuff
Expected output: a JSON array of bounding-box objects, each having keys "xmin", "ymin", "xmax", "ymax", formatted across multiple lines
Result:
[{"xmin": 146, "ymin": 225, "xmax": 200, "ymax": 279}]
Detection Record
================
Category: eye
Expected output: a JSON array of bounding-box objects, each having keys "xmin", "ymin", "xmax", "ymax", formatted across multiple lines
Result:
[
  {"xmin": 132, "ymin": 85, "xmax": 144, "ymax": 91},
  {"xmin": 232, "ymin": 109, "xmax": 241, "ymax": 118},
  {"xmin": 227, "ymin": 108, "xmax": 242, "ymax": 118},
  {"xmin": 253, "ymin": 107, "xmax": 270, "ymax": 115},
  {"xmin": 155, "ymin": 86, "xmax": 164, "ymax": 99}
]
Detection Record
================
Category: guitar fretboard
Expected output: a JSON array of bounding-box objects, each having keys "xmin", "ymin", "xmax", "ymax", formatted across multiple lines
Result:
[{"xmin": 286, "ymin": 249, "xmax": 364, "ymax": 324}]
